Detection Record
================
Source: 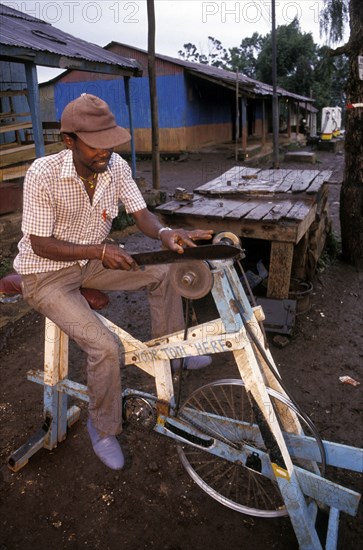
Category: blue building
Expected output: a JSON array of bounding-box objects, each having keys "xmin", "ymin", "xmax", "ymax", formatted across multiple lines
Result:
[{"xmin": 48, "ymin": 42, "xmax": 316, "ymax": 155}]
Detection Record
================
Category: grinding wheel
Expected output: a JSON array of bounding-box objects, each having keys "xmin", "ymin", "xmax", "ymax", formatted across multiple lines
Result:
[
  {"xmin": 169, "ymin": 261, "xmax": 213, "ymax": 299},
  {"xmin": 212, "ymin": 231, "xmax": 241, "ymax": 247}
]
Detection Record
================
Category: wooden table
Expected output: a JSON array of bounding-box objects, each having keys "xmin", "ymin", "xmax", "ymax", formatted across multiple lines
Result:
[{"xmin": 156, "ymin": 166, "xmax": 332, "ymax": 299}]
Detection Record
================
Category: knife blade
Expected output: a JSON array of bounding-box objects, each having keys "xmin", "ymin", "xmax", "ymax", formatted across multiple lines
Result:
[{"xmin": 131, "ymin": 244, "xmax": 241, "ymax": 266}]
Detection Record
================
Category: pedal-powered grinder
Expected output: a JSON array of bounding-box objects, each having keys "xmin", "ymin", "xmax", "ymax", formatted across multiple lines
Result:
[{"xmin": 168, "ymin": 231, "xmax": 243, "ymax": 300}]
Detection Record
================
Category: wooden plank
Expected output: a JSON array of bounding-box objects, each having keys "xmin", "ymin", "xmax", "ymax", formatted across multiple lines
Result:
[
  {"xmin": 195, "ymin": 166, "xmax": 260, "ymax": 193},
  {"xmin": 296, "ymin": 204, "xmax": 317, "ymax": 244},
  {"xmin": 263, "ymin": 200, "xmax": 297, "ymax": 221},
  {"xmin": 0, "ymin": 163, "xmax": 30, "ymax": 182},
  {"xmin": 159, "ymin": 212, "xmax": 299, "ymax": 242},
  {"xmin": 267, "ymin": 241, "xmax": 294, "ymax": 299},
  {"xmin": 0, "ymin": 90, "xmax": 27, "ymax": 98},
  {"xmin": 190, "ymin": 198, "xmax": 247, "ymax": 219},
  {"xmin": 256, "ymin": 168, "xmax": 292, "ymax": 185},
  {"xmin": 156, "ymin": 199, "xmax": 197, "ymax": 215},
  {"xmin": 0, "ymin": 143, "xmax": 34, "ymax": 156},
  {"xmin": 306, "ymin": 170, "xmax": 333, "ymax": 194},
  {"xmin": 0, "ymin": 142, "xmax": 65, "ymax": 167},
  {"xmin": 243, "ymin": 201, "xmax": 277, "ymax": 221},
  {"xmin": 168, "ymin": 198, "xmax": 216, "ymax": 217},
  {"xmin": 198, "ymin": 184, "xmax": 277, "ymax": 196},
  {"xmin": 0, "ymin": 122, "xmax": 32, "ymax": 134},
  {"xmin": 286, "ymin": 170, "xmax": 320, "ymax": 192},
  {"xmin": 283, "ymin": 201, "xmax": 311, "ymax": 221},
  {"xmin": 223, "ymin": 199, "xmax": 262, "ymax": 219},
  {"xmin": 0, "ymin": 111, "xmax": 31, "ymax": 120}
]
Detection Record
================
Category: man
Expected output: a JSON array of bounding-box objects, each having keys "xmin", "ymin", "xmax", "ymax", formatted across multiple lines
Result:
[{"xmin": 14, "ymin": 93, "xmax": 212, "ymax": 470}]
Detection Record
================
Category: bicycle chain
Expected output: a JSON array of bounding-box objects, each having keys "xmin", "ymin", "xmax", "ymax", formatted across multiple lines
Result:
[{"xmin": 176, "ymin": 409, "xmax": 243, "ymax": 451}]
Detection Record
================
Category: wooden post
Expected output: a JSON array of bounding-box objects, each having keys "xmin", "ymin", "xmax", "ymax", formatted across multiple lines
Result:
[
  {"xmin": 267, "ymin": 242, "xmax": 294, "ymax": 299},
  {"xmin": 43, "ymin": 319, "xmax": 69, "ymax": 448},
  {"xmin": 241, "ymin": 97, "xmax": 247, "ymax": 153},
  {"xmin": 124, "ymin": 76, "xmax": 137, "ymax": 178},
  {"xmin": 235, "ymin": 70, "xmax": 239, "ymax": 162},
  {"xmin": 24, "ymin": 62, "xmax": 45, "ymax": 158},
  {"xmin": 261, "ymin": 99, "xmax": 266, "ymax": 147},
  {"xmin": 147, "ymin": 0, "xmax": 160, "ymax": 190}
]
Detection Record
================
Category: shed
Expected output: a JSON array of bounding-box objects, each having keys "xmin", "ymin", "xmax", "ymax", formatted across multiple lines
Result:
[
  {"xmin": 0, "ymin": 4, "xmax": 142, "ymax": 189},
  {"xmin": 44, "ymin": 42, "xmax": 316, "ymax": 155}
]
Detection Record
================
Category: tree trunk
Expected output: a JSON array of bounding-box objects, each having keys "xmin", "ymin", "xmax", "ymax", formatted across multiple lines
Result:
[
  {"xmin": 147, "ymin": 0, "xmax": 160, "ymax": 189},
  {"xmin": 339, "ymin": 0, "xmax": 363, "ymax": 267}
]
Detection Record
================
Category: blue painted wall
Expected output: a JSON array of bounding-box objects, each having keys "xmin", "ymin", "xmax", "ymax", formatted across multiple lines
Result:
[
  {"xmin": 185, "ymin": 77, "xmax": 232, "ymax": 126},
  {"xmin": 55, "ymin": 73, "xmax": 232, "ymax": 131}
]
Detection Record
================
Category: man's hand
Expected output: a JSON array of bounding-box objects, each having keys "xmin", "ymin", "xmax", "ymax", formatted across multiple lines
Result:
[
  {"xmin": 159, "ymin": 228, "xmax": 213, "ymax": 253},
  {"xmin": 101, "ymin": 244, "xmax": 139, "ymax": 270}
]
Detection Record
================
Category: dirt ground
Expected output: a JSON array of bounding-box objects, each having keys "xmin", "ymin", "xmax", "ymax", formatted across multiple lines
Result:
[{"xmin": 0, "ymin": 147, "xmax": 362, "ymax": 550}]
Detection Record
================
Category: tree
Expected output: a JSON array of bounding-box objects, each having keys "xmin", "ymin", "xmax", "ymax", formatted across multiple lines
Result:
[
  {"xmin": 312, "ymin": 46, "xmax": 348, "ymax": 114},
  {"xmin": 322, "ymin": 0, "xmax": 363, "ymax": 266},
  {"xmin": 256, "ymin": 18, "xmax": 316, "ymax": 97},
  {"xmin": 178, "ymin": 36, "xmax": 227, "ymax": 67},
  {"xmin": 225, "ymin": 33, "xmax": 265, "ymax": 77}
]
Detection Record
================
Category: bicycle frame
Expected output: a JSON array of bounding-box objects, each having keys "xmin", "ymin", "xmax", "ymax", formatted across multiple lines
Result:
[{"xmin": 8, "ymin": 257, "xmax": 362, "ymax": 550}]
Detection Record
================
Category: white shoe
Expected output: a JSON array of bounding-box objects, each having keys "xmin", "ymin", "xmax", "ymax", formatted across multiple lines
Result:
[
  {"xmin": 172, "ymin": 355, "xmax": 212, "ymax": 371},
  {"xmin": 87, "ymin": 418, "xmax": 124, "ymax": 470}
]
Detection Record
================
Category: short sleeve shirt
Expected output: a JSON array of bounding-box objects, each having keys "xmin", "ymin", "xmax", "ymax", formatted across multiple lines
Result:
[{"xmin": 14, "ymin": 149, "xmax": 147, "ymax": 274}]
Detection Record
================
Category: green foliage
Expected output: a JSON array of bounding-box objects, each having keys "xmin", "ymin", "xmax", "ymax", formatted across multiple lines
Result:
[
  {"xmin": 318, "ymin": 231, "xmax": 342, "ymax": 270},
  {"xmin": 178, "ymin": 14, "xmax": 349, "ymax": 119},
  {"xmin": 320, "ymin": 0, "xmax": 349, "ymax": 44},
  {"xmin": 311, "ymin": 48, "xmax": 348, "ymax": 115},
  {"xmin": 255, "ymin": 18, "xmax": 316, "ymax": 96},
  {"xmin": 111, "ymin": 209, "xmax": 135, "ymax": 231},
  {"xmin": 0, "ymin": 258, "xmax": 12, "ymax": 278},
  {"xmin": 226, "ymin": 33, "xmax": 265, "ymax": 77}
]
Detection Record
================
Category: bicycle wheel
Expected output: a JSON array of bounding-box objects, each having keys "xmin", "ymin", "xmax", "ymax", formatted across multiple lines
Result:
[{"xmin": 177, "ymin": 379, "xmax": 323, "ymax": 517}]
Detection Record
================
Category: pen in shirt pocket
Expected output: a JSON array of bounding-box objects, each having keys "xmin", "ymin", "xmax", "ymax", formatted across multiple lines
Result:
[{"xmin": 102, "ymin": 209, "xmax": 110, "ymax": 222}]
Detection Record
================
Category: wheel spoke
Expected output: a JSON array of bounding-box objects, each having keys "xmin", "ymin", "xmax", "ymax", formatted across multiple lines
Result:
[{"xmin": 177, "ymin": 379, "xmax": 323, "ymax": 517}]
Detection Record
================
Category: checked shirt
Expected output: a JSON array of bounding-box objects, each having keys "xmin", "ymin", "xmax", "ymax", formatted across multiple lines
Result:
[{"xmin": 14, "ymin": 149, "xmax": 146, "ymax": 274}]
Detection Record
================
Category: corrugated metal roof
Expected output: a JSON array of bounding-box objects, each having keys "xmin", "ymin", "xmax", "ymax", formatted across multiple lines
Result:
[
  {"xmin": 0, "ymin": 4, "xmax": 142, "ymax": 75},
  {"xmin": 158, "ymin": 53, "xmax": 315, "ymax": 103},
  {"xmin": 107, "ymin": 41, "xmax": 315, "ymax": 104}
]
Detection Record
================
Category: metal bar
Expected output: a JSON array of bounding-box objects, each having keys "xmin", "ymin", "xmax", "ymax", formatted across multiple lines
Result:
[
  {"xmin": 8, "ymin": 419, "xmax": 50, "ymax": 472},
  {"xmin": 57, "ymin": 330, "xmax": 69, "ymax": 442},
  {"xmin": 294, "ymin": 466, "xmax": 361, "ymax": 516},
  {"xmin": 284, "ymin": 432, "xmax": 363, "ymax": 473},
  {"xmin": 276, "ymin": 472, "xmax": 323, "ymax": 549},
  {"xmin": 27, "ymin": 370, "xmax": 90, "ymax": 402},
  {"xmin": 326, "ymin": 508, "xmax": 340, "ymax": 550}
]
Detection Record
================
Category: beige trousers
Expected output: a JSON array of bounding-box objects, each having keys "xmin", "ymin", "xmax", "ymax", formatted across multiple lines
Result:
[{"xmin": 21, "ymin": 260, "xmax": 184, "ymax": 435}]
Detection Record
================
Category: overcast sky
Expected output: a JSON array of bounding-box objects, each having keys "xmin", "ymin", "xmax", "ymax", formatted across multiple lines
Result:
[{"xmin": 2, "ymin": 0, "xmax": 347, "ymax": 82}]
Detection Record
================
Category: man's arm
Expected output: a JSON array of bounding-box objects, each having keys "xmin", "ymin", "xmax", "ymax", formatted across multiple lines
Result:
[
  {"xmin": 30, "ymin": 235, "xmax": 136, "ymax": 271},
  {"xmin": 132, "ymin": 208, "xmax": 213, "ymax": 253}
]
